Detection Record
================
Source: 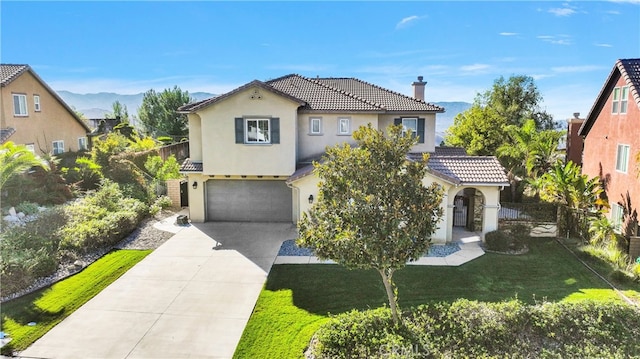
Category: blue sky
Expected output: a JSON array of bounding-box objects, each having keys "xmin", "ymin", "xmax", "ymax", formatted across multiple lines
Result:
[{"xmin": 2, "ymin": 1, "xmax": 639, "ymax": 120}]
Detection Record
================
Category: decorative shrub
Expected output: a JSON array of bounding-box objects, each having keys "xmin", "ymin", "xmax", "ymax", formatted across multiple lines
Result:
[
  {"xmin": 0, "ymin": 207, "xmax": 67, "ymax": 295},
  {"xmin": 60, "ymin": 180, "xmax": 148, "ymax": 252},
  {"xmin": 485, "ymin": 230, "xmax": 526, "ymax": 253},
  {"xmin": 311, "ymin": 300, "xmax": 640, "ymax": 358},
  {"xmin": 15, "ymin": 201, "xmax": 40, "ymax": 215}
]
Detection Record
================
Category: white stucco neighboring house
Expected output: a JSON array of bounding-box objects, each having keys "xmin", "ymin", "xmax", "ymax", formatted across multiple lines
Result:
[{"xmin": 178, "ymin": 74, "xmax": 509, "ymax": 243}]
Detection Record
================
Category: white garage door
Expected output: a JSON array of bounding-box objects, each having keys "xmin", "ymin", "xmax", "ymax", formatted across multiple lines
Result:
[{"xmin": 206, "ymin": 180, "xmax": 292, "ymax": 222}]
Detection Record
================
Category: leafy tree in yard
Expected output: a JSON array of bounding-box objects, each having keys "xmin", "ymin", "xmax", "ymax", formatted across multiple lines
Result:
[
  {"xmin": 138, "ymin": 86, "xmax": 193, "ymax": 140},
  {"xmin": 445, "ymin": 75, "xmax": 555, "ymax": 156},
  {"xmin": 0, "ymin": 141, "xmax": 49, "ymax": 188},
  {"xmin": 106, "ymin": 100, "xmax": 130, "ymax": 122},
  {"xmin": 297, "ymin": 124, "xmax": 444, "ymax": 324}
]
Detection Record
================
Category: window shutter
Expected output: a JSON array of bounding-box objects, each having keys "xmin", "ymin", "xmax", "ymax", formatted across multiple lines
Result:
[
  {"xmin": 271, "ymin": 118, "xmax": 280, "ymax": 144},
  {"xmin": 417, "ymin": 118, "xmax": 425, "ymax": 143},
  {"xmin": 235, "ymin": 118, "xmax": 244, "ymax": 143},
  {"xmin": 394, "ymin": 118, "xmax": 401, "ymax": 126}
]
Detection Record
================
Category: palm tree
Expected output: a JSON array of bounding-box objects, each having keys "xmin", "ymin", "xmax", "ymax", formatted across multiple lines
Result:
[{"xmin": 0, "ymin": 141, "xmax": 49, "ymax": 188}]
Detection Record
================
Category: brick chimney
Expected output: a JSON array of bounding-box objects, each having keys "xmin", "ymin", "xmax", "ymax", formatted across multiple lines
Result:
[
  {"xmin": 412, "ymin": 76, "xmax": 427, "ymax": 101},
  {"xmin": 566, "ymin": 112, "xmax": 585, "ymax": 167}
]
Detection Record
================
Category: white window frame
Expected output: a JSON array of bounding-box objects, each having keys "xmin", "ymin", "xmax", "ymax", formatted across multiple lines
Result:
[
  {"xmin": 25, "ymin": 143, "xmax": 35, "ymax": 153},
  {"xmin": 52, "ymin": 140, "xmax": 64, "ymax": 155},
  {"xmin": 338, "ymin": 117, "xmax": 350, "ymax": 135},
  {"xmin": 620, "ymin": 86, "xmax": 629, "ymax": 114},
  {"xmin": 612, "ymin": 86, "xmax": 629, "ymax": 114},
  {"xmin": 245, "ymin": 118, "xmax": 270, "ymax": 143},
  {"xmin": 13, "ymin": 94, "xmax": 28, "ymax": 116},
  {"xmin": 78, "ymin": 137, "xmax": 88, "ymax": 151},
  {"xmin": 402, "ymin": 118, "xmax": 418, "ymax": 136},
  {"xmin": 615, "ymin": 144, "xmax": 630, "ymax": 173},
  {"xmin": 310, "ymin": 117, "xmax": 322, "ymax": 135},
  {"xmin": 33, "ymin": 95, "xmax": 41, "ymax": 112},
  {"xmin": 611, "ymin": 203, "xmax": 624, "ymax": 233}
]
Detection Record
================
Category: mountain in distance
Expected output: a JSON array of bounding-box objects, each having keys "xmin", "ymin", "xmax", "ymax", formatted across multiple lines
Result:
[
  {"xmin": 56, "ymin": 91, "xmax": 472, "ymax": 139},
  {"xmin": 57, "ymin": 90, "xmax": 216, "ymax": 119}
]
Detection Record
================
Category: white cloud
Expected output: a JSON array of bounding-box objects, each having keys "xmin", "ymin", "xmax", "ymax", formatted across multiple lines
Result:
[
  {"xmin": 548, "ymin": 3, "xmax": 577, "ymax": 16},
  {"xmin": 460, "ymin": 64, "xmax": 491, "ymax": 72},
  {"xmin": 396, "ymin": 15, "xmax": 422, "ymax": 29},
  {"xmin": 499, "ymin": 32, "xmax": 518, "ymax": 36},
  {"xmin": 538, "ymin": 34, "xmax": 573, "ymax": 45},
  {"xmin": 606, "ymin": 10, "xmax": 621, "ymax": 14},
  {"xmin": 594, "ymin": 43, "xmax": 613, "ymax": 47},
  {"xmin": 608, "ymin": 0, "xmax": 640, "ymax": 4}
]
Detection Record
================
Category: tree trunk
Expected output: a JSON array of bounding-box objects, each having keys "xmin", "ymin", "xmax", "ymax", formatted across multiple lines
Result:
[{"xmin": 378, "ymin": 268, "xmax": 400, "ymax": 324}]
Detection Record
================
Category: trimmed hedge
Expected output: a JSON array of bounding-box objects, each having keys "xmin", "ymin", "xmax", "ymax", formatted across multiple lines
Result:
[
  {"xmin": 485, "ymin": 230, "xmax": 526, "ymax": 253},
  {"xmin": 311, "ymin": 299, "xmax": 640, "ymax": 358}
]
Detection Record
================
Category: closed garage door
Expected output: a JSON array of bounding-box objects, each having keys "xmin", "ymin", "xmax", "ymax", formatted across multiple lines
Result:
[{"xmin": 206, "ymin": 180, "xmax": 292, "ymax": 222}]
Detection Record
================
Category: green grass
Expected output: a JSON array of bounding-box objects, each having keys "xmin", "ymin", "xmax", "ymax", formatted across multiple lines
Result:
[
  {"xmin": 233, "ymin": 238, "xmax": 640, "ymax": 359},
  {"xmin": 1, "ymin": 249, "xmax": 151, "ymax": 354}
]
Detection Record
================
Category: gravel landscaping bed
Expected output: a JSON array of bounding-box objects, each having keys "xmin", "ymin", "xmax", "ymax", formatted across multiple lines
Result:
[
  {"xmin": 1, "ymin": 209, "xmax": 178, "ymax": 303},
  {"xmin": 277, "ymin": 239, "xmax": 461, "ymax": 257}
]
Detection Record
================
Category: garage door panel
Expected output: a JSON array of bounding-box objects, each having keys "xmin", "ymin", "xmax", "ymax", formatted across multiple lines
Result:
[{"xmin": 206, "ymin": 180, "xmax": 292, "ymax": 222}]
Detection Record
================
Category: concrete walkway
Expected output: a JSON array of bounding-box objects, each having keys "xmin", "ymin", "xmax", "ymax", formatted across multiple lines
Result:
[
  {"xmin": 19, "ymin": 218, "xmax": 296, "ymax": 359},
  {"xmin": 275, "ymin": 228, "xmax": 485, "ymax": 266}
]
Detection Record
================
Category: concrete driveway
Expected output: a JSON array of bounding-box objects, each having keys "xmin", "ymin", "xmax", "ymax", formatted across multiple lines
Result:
[{"xmin": 19, "ymin": 221, "xmax": 297, "ymax": 359}]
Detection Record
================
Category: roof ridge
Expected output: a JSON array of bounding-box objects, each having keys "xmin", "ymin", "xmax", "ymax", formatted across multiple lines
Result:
[
  {"xmin": 348, "ymin": 76, "xmax": 443, "ymax": 109},
  {"xmin": 0, "ymin": 64, "xmax": 30, "ymax": 86},
  {"xmin": 616, "ymin": 58, "xmax": 640, "ymax": 109},
  {"xmin": 301, "ymin": 75, "xmax": 387, "ymax": 109},
  {"xmin": 264, "ymin": 73, "xmax": 298, "ymax": 84}
]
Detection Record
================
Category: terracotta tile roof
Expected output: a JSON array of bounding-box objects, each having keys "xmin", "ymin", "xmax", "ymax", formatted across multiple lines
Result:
[
  {"xmin": 432, "ymin": 146, "xmax": 467, "ymax": 156},
  {"xmin": 180, "ymin": 158, "xmax": 203, "ymax": 172},
  {"xmin": 580, "ymin": 58, "xmax": 640, "ymax": 136},
  {"xmin": 0, "ymin": 64, "xmax": 28, "ymax": 86},
  {"xmin": 424, "ymin": 155, "xmax": 509, "ymax": 185},
  {"xmin": 180, "ymin": 74, "xmax": 445, "ymax": 114},
  {"xmin": 312, "ymin": 77, "xmax": 444, "ymax": 112},
  {"xmin": 288, "ymin": 150, "xmax": 508, "ymax": 186},
  {"xmin": 0, "ymin": 128, "xmax": 16, "ymax": 144}
]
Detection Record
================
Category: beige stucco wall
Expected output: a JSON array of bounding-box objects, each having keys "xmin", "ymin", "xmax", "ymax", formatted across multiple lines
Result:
[
  {"xmin": 196, "ymin": 86, "xmax": 299, "ymax": 175},
  {"xmin": 187, "ymin": 113, "xmax": 203, "ymax": 162},
  {"xmin": 296, "ymin": 113, "xmax": 378, "ymax": 160},
  {"xmin": 379, "ymin": 113, "xmax": 436, "ymax": 153},
  {"xmin": 289, "ymin": 173, "xmax": 321, "ymax": 223},
  {"xmin": 186, "ymin": 173, "xmax": 208, "ymax": 222},
  {"xmin": 0, "ymin": 71, "xmax": 88, "ymax": 153}
]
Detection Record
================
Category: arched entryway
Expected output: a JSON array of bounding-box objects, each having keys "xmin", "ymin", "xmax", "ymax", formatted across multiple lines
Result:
[{"xmin": 453, "ymin": 188, "xmax": 485, "ymax": 233}]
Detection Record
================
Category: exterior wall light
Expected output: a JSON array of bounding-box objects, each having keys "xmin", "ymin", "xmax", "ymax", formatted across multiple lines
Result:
[
  {"xmin": 192, "ymin": 181, "xmax": 198, "ymax": 189},
  {"xmin": 308, "ymin": 194, "xmax": 314, "ymax": 204}
]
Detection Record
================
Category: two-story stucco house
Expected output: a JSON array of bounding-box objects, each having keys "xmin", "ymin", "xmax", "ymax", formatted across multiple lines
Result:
[
  {"xmin": 179, "ymin": 74, "xmax": 508, "ymax": 243},
  {"xmin": 0, "ymin": 64, "xmax": 90, "ymax": 153},
  {"xmin": 579, "ymin": 58, "xmax": 640, "ymax": 235}
]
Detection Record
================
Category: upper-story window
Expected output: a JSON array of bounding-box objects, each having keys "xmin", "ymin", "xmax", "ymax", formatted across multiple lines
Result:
[
  {"xmin": 402, "ymin": 118, "xmax": 418, "ymax": 136},
  {"xmin": 235, "ymin": 117, "xmax": 280, "ymax": 144},
  {"xmin": 34, "ymin": 95, "xmax": 41, "ymax": 112},
  {"xmin": 338, "ymin": 117, "xmax": 350, "ymax": 135},
  {"xmin": 246, "ymin": 119, "xmax": 270, "ymax": 143},
  {"xmin": 615, "ymin": 144, "xmax": 630, "ymax": 173},
  {"xmin": 13, "ymin": 94, "xmax": 28, "ymax": 116},
  {"xmin": 78, "ymin": 137, "xmax": 88, "ymax": 151},
  {"xmin": 612, "ymin": 86, "xmax": 629, "ymax": 114},
  {"xmin": 310, "ymin": 117, "xmax": 322, "ymax": 135},
  {"xmin": 53, "ymin": 140, "xmax": 64, "ymax": 155},
  {"xmin": 25, "ymin": 143, "xmax": 35, "ymax": 153}
]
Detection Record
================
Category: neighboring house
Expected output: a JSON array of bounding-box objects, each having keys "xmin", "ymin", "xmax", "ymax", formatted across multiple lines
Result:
[
  {"xmin": 0, "ymin": 64, "xmax": 90, "ymax": 154},
  {"xmin": 579, "ymin": 58, "xmax": 640, "ymax": 234},
  {"xmin": 179, "ymin": 74, "xmax": 508, "ymax": 243}
]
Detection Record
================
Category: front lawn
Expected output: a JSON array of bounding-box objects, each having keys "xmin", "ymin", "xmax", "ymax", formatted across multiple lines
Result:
[
  {"xmin": 1, "ymin": 249, "xmax": 151, "ymax": 355},
  {"xmin": 233, "ymin": 238, "xmax": 639, "ymax": 358}
]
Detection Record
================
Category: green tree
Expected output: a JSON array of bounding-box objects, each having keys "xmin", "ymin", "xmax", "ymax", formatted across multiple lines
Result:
[
  {"xmin": 445, "ymin": 75, "xmax": 555, "ymax": 156},
  {"xmin": 537, "ymin": 161, "xmax": 605, "ymax": 210},
  {"xmin": 0, "ymin": 141, "xmax": 49, "ymax": 188},
  {"xmin": 106, "ymin": 100, "xmax": 130, "ymax": 122},
  {"xmin": 138, "ymin": 86, "xmax": 193, "ymax": 140},
  {"xmin": 297, "ymin": 124, "xmax": 444, "ymax": 324}
]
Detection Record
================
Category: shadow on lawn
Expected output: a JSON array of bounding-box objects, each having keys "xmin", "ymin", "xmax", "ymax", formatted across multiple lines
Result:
[{"xmin": 265, "ymin": 238, "xmax": 614, "ymax": 316}]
